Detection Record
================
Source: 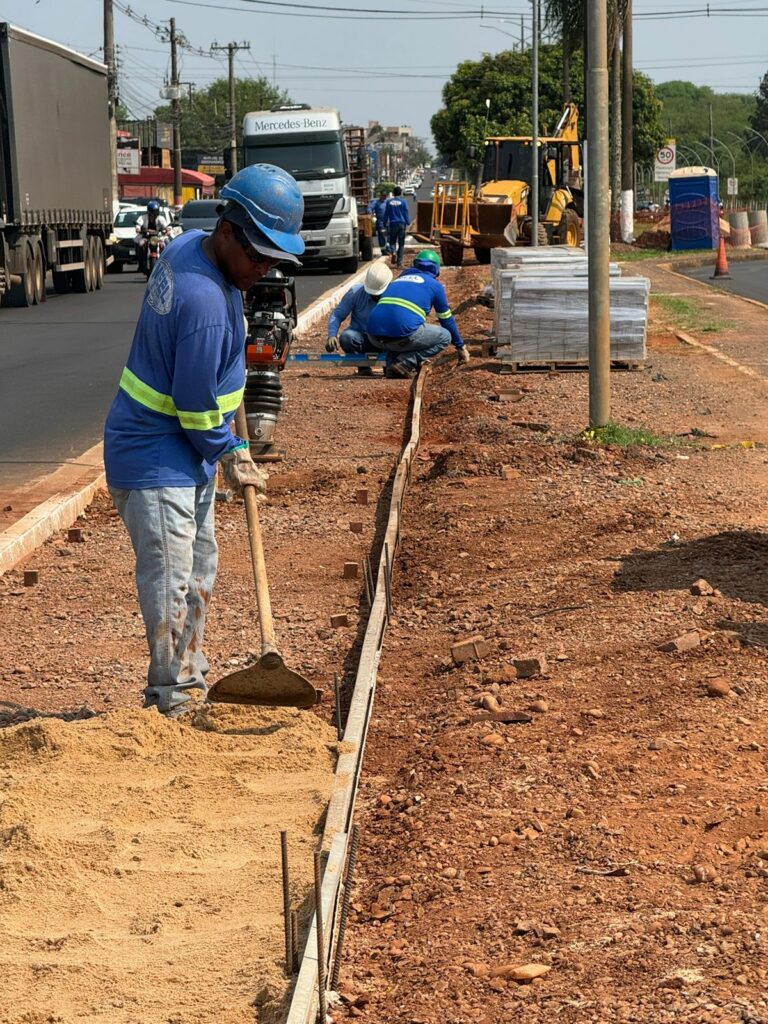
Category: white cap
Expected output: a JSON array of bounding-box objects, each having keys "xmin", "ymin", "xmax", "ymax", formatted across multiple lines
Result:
[{"xmin": 363, "ymin": 262, "xmax": 393, "ymax": 296}]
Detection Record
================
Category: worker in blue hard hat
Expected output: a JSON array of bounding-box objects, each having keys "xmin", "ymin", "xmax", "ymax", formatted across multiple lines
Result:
[
  {"xmin": 367, "ymin": 249, "xmax": 470, "ymax": 378},
  {"xmin": 104, "ymin": 164, "xmax": 304, "ymax": 719}
]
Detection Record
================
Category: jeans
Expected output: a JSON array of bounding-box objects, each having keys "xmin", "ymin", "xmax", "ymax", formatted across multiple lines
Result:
[
  {"xmin": 109, "ymin": 479, "xmax": 218, "ymax": 715},
  {"xmin": 388, "ymin": 223, "xmax": 407, "ymax": 267},
  {"xmin": 370, "ymin": 322, "xmax": 452, "ymax": 371},
  {"xmin": 339, "ymin": 328, "xmax": 382, "ymax": 355},
  {"xmin": 376, "ymin": 224, "xmax": 390, "ymax": 254}
]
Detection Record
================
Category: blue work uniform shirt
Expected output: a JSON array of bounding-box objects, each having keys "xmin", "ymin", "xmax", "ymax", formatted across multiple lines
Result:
[
  {"xmin": 367, "ymin": 264, "xmax": 464, "ymax": 348},
  {"xmin": 327, "ymin": 283, "xmax": 378, "ymax": 338},
  {"xmin": 104, "ymin": 230, "xmax": 246, "ymax": 489}
]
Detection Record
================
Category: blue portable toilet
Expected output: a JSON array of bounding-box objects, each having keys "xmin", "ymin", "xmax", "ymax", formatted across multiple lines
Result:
[{"xmin": 669, "ymin": 167, "xmax": 720, "ymax": 251}]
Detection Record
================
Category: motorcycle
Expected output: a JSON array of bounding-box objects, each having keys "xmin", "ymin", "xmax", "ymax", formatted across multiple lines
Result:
[{"xmin": 142, "ymin": 229, "xmax": 166, "ymax": 280}]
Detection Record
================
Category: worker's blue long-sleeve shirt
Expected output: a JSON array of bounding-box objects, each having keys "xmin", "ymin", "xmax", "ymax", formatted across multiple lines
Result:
[
  {"xmin": 382, "ymin": 196, "xmax": 411, "ymax": 228},
  {"xmin": 104, "ymin": 230, "xmax": 246, "ymax": 489},
  {"xmin": 367, "ymin": 264, "xmax": 464, "ymax": 348},
  {"xmin": 327, "ymin": 283, "xmax": 378, "ymax": 338}
]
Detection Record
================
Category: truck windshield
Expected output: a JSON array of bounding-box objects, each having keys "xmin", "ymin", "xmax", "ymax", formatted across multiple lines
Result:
[
  {"xmin": 244, "ymin": 133, "xmax": 346, "ymax": 180},
  {"xmin": 482, "ymin": 140, "xmax": 532, "ymax": 184}
]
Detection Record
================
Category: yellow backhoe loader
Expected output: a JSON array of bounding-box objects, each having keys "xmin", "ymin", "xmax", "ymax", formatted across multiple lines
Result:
[{"xmin": 418, "ymin": 104, "xmax": 584, "ymax": 266}]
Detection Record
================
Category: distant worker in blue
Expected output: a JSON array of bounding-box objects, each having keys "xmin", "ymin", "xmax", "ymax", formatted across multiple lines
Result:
[
  {"xmin": 383, "ymin": 186, "xmax": 411, "ymax": 268},
  {"xmin": 103, "ymin": 163, "xmax": 305, "ymax": 719},
  {"xmin": 368, "ymin": 190, "xmax": 390, "ymax": 256},
  {"xmin": 325, "ymin": 263, "xmax": 393, "ymax": 372},
  {"xmin": 367, "ymin": 249, "xmax": 470, "ymax": 378}
]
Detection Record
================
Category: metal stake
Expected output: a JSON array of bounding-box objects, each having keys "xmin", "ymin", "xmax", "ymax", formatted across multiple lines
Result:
[
  {"xmin": 291, "ymin": 908, "xmax": 299, "ymax": 972},
  {"xmin": 383, "ymin": 542, "xmax": 393, "ymax": 616},
  {"xmin": 330, "ymin": 825, "xmax": 361, "ymax": 990},
  {"xmin": 313, "ymin": 848, "xmax": 328, "ymax": 1022},
  {"xmin": 280, "ymin": 831, "xmax": 293, "ymax": 977},
  {"xmin": 364, "ymin": 553, "xmax": 375, "ymax": 606},
  {"xmin": 334, "ymin": 674, "xmax": 343, "ymax": 740}
]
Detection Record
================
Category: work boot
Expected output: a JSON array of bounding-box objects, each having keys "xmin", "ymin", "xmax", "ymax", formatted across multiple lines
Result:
[
  {"xmin": 385, "ymin": 362, "xmax": 415, "ymax": 380},
  {"xmin": 356, "ymin": 366, "xmax": 374, "ymax": 377}
]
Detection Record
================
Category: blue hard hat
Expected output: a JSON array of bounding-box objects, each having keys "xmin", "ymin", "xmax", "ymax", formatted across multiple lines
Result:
[
  {"xmin": 220, "ymin": 164, "xmax": 305, "ymax": 258},
  {"xmin": 147, "ymin": 199, "xmax": 160, "ymax": 212}
]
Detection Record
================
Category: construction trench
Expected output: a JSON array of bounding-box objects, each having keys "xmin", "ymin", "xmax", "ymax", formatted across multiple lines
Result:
[{"xmin": 2, "ymin": 255, "xmax": 768, "ymax": 1023}]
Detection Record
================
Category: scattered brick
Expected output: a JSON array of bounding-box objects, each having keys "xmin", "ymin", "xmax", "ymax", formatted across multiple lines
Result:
[
  {"xmin": 355, "ymin": 488, "xmax": 369, "ymax": 505},
  {"xmin": 67, "ymin": 528, "xmax": 84, "ymax": 543},
  {"xmin": 330, "ymin": 613, "xmax": 349, "ymax": 628},
  {"xmin": 343, "ymin": 561, "xmax": 360, "ymax": 580},
  {"xmin": 349, "ymin": 521, "xmax": 364, "ymax": 534},
  {"xmin": 659, "ymin": 631, "xmax": 700, "ymax": 653},
  {"xmin": 513, "ymin": 655, "xmax": 548, "ymax": 678},
  {"xmin": 23, "ymin": 570, "xmax": 38, "ymax": 587},
  {"xmin": 451, "ymin": 634, "xmax": 490, "ymax": 665}
]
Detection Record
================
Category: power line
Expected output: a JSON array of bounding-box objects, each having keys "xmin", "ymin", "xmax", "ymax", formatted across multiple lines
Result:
[{"xmin": 165, "ymin": 0, "xmax": 518, "ymax": 19}]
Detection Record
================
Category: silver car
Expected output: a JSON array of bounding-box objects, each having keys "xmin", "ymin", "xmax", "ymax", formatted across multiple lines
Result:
[{"xmin": 179, "ymin": 199, "xmax": 222, "ymax": 233}]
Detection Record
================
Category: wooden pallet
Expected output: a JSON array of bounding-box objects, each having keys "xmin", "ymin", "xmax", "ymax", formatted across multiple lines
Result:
[{"xmin": 498, "ymin": 359, "xmax": 644, "ymax": 374}]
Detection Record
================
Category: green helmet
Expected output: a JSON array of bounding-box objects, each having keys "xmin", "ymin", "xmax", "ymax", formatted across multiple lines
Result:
[{"xmin": 415, "ymin": 248, "xmax": 440, "ymax": 267}]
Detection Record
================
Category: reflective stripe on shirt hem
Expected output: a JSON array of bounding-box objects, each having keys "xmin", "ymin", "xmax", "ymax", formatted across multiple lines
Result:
[
  {"xmin": 119, "ymin": 366, "xmax": 244, "ymax": 431},
  {"xmin": 378, "ymin": 297, "xmax": 426, "ymax": 319}
]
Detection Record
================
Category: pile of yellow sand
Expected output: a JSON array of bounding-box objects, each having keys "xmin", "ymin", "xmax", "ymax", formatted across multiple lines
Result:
[{"xmin": 0, "ymin": 706, "xmax": 338, "ymax": 1024}]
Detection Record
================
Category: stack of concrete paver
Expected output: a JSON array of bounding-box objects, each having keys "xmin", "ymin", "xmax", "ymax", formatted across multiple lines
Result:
[{"xmin": 490, "ymin": 246, "xmax": 648, "ymax": 368}]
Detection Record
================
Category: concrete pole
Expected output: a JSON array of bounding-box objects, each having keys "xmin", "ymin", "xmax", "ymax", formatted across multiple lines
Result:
[
  {"xmin": 620, "ymin": 0, "xmax": 634, "ymax": 241},
  {"xmin": 530, "ymin": 0, "xmax": 539, "ymax": 247},
  {"xmin": 587, "ymin": 0, "xmax": 611, "ymax": 427},
  {"xmin": 228, "ymin": 44, "xmax": 237, "ymax": 177},
  {"xmin": 104, "ymin": 0, "xmax": 118, "ymax": 204},
  {"xmin": 170, "ymin": 18, "xmax": 183, "ymax": 206}
]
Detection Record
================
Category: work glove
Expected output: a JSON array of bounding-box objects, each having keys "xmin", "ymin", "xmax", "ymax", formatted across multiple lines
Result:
[
  {"xmin": 219, "ymin": 445, "xmax": 268, "ymax": 498},
  {"xmin": 325, "ymin": 336, "xmax": 340, "ymax": 353},
  {"xmin": 456, "ymin": 346, "xmax": 470, "ymax": 366}
]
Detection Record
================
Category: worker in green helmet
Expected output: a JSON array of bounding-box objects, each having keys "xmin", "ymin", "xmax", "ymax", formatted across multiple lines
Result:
[{"xmin": 366, "ymin": 249, "xmax": 470, "ymax": 378}]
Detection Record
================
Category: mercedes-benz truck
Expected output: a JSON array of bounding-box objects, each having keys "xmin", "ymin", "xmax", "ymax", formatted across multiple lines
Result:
[{"xmin": 242, "ymin": 105, "xmax": 360, "ymax": 273}]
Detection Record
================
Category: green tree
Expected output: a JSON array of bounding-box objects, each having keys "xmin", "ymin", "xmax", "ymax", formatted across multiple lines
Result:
[
  {"xmin": 749, "ymin": 70, "xmax": 768, "ymax": 156},
  {"xmin": 431, "ymin": 46, "xmax": 663, "ymax": 178},
  {"xmin": 152, "ymin": 77, "xmax": 289, "ymax": 158}
]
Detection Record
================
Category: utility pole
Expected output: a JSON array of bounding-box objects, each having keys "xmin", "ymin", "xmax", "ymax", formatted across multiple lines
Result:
[
  {"xmin": 170, "ymin": 18, "xmax": 183, "ymax": 206},
  {"xmin": 104, "ymin": 0, "xmax": 118, "ymax": 203},
  {"xmin": 212, "ymin": 40, "xmax": 251, "ymax": 178},
  {"xmin": 520, "ymin": 15, "xmax": 524, "ymax": 50},
  {"xmin": 709, "ymin": 103, "xmax": 716, "ymax": 171},
  {"xmin": 621, "ymin": 0, "xmax": 634, "ymax": 242},
  {"xmin": 587, "ymin": 0, "xmax": 611, "ymax": 426},
  {"xmin": 531, "ymin": 0, "xmax": 539, "ymax": 247}
]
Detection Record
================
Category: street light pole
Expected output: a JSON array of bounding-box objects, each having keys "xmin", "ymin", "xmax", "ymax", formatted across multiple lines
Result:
[
  {"xmin": 724, "ymin": 129, "xmax": 752, "ymax": 201},
  {"xmin": 103, "ymin": 0, "xmax": 118, "ymax": 204},
  {"xmin": 586, "ymin": 0, "xmax": 611, "ymax": 427},
  {"xmin": 531, "ymin": 0, "xmax": 539, "ymax": 247}
]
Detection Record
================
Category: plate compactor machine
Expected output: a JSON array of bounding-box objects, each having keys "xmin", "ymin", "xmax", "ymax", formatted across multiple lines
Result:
[{"xmin": 242, "ymin": 268, "xmax": 298, "ymax": 461}]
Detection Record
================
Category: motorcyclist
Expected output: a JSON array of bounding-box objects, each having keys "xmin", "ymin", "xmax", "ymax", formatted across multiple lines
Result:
[{"xmin": 136, "ymin": 199, "xmax": 170, "ymax": 272}]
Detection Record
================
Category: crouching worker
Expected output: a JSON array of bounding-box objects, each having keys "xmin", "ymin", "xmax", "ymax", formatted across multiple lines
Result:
[
  {"xmin": 325, "ymin": 263, "xmax": 393, "ymax": 373},
  {"xmin": 366, "ymin": 249, "xmax": 470, "ymax": 378},
  {"xmin": 103, "ymin": 163, "xmax": 305, "ymax": 719}
]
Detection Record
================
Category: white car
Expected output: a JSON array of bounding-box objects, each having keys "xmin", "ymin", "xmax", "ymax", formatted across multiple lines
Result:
[{"xmin": 403, "ymin": 185, "xmax": 416, "ymax": 197}]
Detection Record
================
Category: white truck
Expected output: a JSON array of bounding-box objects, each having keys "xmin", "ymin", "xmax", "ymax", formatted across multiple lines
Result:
[{"xmin": 242, "ymin": 105, "xmax": 360, "ymax": 273}]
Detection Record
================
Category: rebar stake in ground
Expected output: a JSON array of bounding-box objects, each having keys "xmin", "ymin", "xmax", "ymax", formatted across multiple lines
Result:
[
  {"xmin": 313, "ymin": 849, "xmax": 328, "ymax": 1023},
  {"xmin": 280, "ymin": 831, "xmax": 292, "ymax": 977}
]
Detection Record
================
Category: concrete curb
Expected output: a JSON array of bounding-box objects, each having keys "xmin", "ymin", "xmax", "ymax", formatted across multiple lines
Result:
[
  {"xmin": 294, "ymin": 255, "xmax": 389, "ymax": 340},
  {"xmin": 0, "ymin": 261, "xmax": 389, "ymax": 575}
]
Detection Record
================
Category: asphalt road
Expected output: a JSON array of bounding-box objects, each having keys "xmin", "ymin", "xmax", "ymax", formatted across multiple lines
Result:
[
  {"xmin": 0, "ymin": 262, "xmax": 355, "ymax": 497},
  {"xmin": 682, "ymin": 258, "xmax": 768, "ymax": 304}
]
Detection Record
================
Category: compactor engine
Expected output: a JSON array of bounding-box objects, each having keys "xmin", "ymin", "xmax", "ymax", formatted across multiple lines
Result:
[{"xmin": 243, "ymin": 269, "xmax": 298, "ymax": 459}]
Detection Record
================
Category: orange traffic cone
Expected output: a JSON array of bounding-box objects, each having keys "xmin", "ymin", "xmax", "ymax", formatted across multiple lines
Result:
[{"xmin": 710, "ymin": 234, "xmax": 731, "ymax": 280}]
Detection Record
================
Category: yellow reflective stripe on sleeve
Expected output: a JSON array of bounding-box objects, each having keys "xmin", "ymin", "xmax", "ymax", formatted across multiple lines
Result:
[
  {"xmin": 119, "ymin": 368, "xmax": 245, "ymax": 430},
  {"xmin": 437, "ymin": 308, "xmax": 453, "ymax": 320},
  {"xmin": 378, "ymin": 296, "xmax": 427, "ymax": 319},
  {"xmin": 216, "ymin": 386, "xmax": 244, "ymax": 414},
  {"xmin": 119, "ymin": 366, "xmax": 176, "ymax": 417}
]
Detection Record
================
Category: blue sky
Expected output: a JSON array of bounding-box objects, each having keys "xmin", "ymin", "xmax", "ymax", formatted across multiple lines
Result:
[{"xmin": 3, "ymin": 0, "xmax": 765, "ymax": 145}]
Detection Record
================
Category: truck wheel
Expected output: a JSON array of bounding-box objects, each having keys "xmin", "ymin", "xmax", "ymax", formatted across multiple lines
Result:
[
  {"xmin": 440, "ymin": 238, "xmax": 464, "ymax": 267},
  {"xmin": 84, "ymin": 239, "xmax": 95, "ymax": 292},
  {"xmin": 3, "ymin": 245, "xmax": 35, "ymax": 307},
  {"xmin": 93, "ymin": 238, "xmax": 105, "ymax": 289},
  {"xmin": 52, "ymin": 269, "xmax": 71, "ymax": 293},
  {"xmin": 360, "ymin": 235, "xmax": 374, "ymax": 262},
  {"xmin": 339, "ymin": 255, "xmax": 359, "ymax": 274},
  {"xmin": 33, "ymin": 244, "xmax": 46, "ymax": 304},
  {"xmin": 473, "ymin": 247, "xmax": 491, "ymax": 264}
]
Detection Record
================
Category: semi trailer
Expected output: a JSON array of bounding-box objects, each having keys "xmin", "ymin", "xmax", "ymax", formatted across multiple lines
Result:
[{"xmin": 0, "ymin": 23, "xmax": 113, "ymax": 307}]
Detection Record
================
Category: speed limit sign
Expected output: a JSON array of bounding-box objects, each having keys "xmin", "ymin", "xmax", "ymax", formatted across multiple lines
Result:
[{"xmin": 654, "ymin": 139, "xmax": 677, "ymax": 181}]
